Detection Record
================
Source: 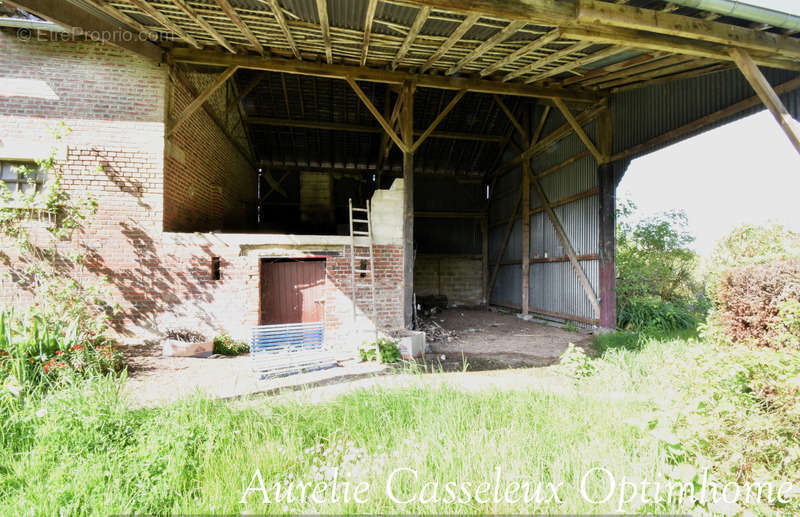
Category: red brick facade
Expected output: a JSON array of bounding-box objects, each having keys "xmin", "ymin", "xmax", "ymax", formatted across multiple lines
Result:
[{"xmin": 0, "ymin": 33, "xmax": 405, "ymax": 352}]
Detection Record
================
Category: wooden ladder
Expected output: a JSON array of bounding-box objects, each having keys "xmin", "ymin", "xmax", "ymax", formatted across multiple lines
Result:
[{"xmin": 348, "ymin": 199, "xmax": 378, "ymax": 342}]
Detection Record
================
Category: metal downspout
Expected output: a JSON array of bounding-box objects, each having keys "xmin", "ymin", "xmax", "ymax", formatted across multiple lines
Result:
[{"xmin": 668, "ymin": 0, "xmax": 800, "ymax": 32}]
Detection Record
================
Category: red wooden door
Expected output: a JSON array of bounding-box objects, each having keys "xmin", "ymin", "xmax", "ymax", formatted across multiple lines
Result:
[{"xmin": 260, "ymin": 260, "xmax": 326, "ymax": 324}]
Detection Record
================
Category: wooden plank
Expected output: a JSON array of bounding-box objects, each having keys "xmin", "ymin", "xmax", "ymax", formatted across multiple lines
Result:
[
  {"xmin": 401, "ymin": 81, "xmax": 415, "ymax": 327},
  {"xmin": 169, "ymin": 48, "xmax": 602, "ymax": 102},
  {"xmin": 553, "ymin": 98, "xmax": 604, "ymax": 163},
  {"xmin": 266, "ymin": 0, "xmax": 301, "ymax": 60},
  {"xmin": 421, "ymin": 13, "xmax": 480, "ymax": 72},
  {"xmin": 315, "ymin": 0, "xmax": 332, "ymax": 64},
  {"xmin": 170, "ymin": 0, "xmax": 235, "ymax": 53},
  {"xmin": 532, "ymin": 105, "xmax": 551, "ymax": 144},
  {"xmin": 82, "ymin": 0, "xmax": 157, "ymax": 39},
  {"xmin": 491, "ymin": 302, "xmax": 599, "ymax": 325},
  {"xmin": 611, "ymin": 75, "xmax": 800, "ymax": 162},
  {"xmin": 524, "ymin": 45, "xmax": 628, "ymax": 84},
  {"xmin": 560, "ymin": 51, "xmax": 669, "ymax": 86},
  {"xmin": 346, "ymin": 78, "xmax": 410, "ymax": 153},
  {"xmin": 481, "ymin": 216, "xmax": 489, "ymax": 306},
  {"xmin": 490, "ymin": 185, "xmax": 597, "ymax": 228},
  {"xmin": 503, "ymin": 41, "xmax": 592, "ymax": 83},
  {"xmin": 361, "ymin": 0, "xmax": 378, "ymax": 66},
  {"xmin": 415, "ymin": 210, "xmax": 485, "ymax": 218},
  {"xmin": 262, "ymin": 168, "xmax": 287, "ymax": 198},
  {"xmin": 487, "ymin": 189, "xmax": 522, "ymax": 300},
  {"xmin": 493, "ymin": 95, "xmax": 528, "ymax": 143},
  {"xmin": 521, "ymin": 145, "xmax": 531, "ymax": 315},
  {"xmin": 167, "ymin": 66, "xmax": 239, "ymax": 137},
  {"xmin": 447, "ymin": 20, "xmax": 526, "ymax": 75},
  {"xmin": 411, "ymin": 89, "xmax": 466, "ymax": 152},
  {"xmin": 247, "ymin": 116, "xmax": 503, "ymax": 142},
  {"xmin": 528, "ymin": 168, "xmax": 601, "ymax": 318},
  {"xmin": 215, "ymin": 0, "xmax": 264, "ymax": 54},
  {"xmin": 577, "ymin": 0, "xmax": 800, "ymax": 62},
  {"xmin": 6, "ymin": 0, "xmax": 162, "ymax": 61},
  {"xmin": 126, "ymin": 0, "xmax": 201, "ymax": 49},
  {"xmin": 730, "ymin": 48, "xmax": 800, "ymax": 157},
  {"xmin": 391, "ymin": 6, "xmax": 430, "ymax": 70},
  {"xmin": 480, "ymin": 28, "xmax": 562, "ymax": 77}
]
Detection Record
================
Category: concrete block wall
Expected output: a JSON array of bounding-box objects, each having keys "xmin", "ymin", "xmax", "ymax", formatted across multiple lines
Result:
[{"xmin": 414, "ymin": 255, "xmax": 483, "ymax": 306}]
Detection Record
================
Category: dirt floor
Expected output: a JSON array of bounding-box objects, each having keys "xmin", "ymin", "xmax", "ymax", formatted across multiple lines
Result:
[
  {"xmin": 419, "ymin": 308, "xmax": 595, "ymax": 370},
  {"xmin": 123, "ymin": 308, "xmax": 595, "ymax": 406}
]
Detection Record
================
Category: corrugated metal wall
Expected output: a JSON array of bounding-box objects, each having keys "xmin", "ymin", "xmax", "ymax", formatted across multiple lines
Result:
[{"xmin": 488, "ymin": 67, "xmax": 800, "ymax": 323}]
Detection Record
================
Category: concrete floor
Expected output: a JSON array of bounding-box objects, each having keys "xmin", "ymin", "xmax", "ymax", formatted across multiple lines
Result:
[{"xmin": 123, "ymin": 308, "xmax": 595, "ymax": 406}]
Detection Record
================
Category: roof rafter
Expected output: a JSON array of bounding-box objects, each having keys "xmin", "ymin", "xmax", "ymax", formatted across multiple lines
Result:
[
  {"xmin": 126, "ymin": 0, "xmax": 201, "ymax": 49},
  {"xmin": 447, "ymin": 20, "xmax": 526, "ymax": 75},
  {"xmin": 420, "ymin": 13, "xmax": 479, "ymax": 73},
  {"xmin": 480, "ymin": 28, "xmax": 562, "ymax": 77},
  {"xmin": 391, "ymin": 6, "xmax": 430, "ymax": 70},
  {"xmin": 170, "ymin": 0, "xmax": 236, "ymax": 53},
  {"xmin": 215, "ymin": 0, "xmax": 264, "ymax": 54},
  {"xmin": 315, "ymin": 0, "xmax": 333, "ymax": 64},
  {"xmin": 503, "ymin": 41, "xmax": 591, "ymax": 82},
  {"xmin": 361, "ymin": 0, "xmax": 378, "ymax": 66},
  {"xmin": 524, "ymin": 45, "xmax": 628, "ymax": 84},
  {"xmin": 265, "ymin": 0, "xmax": 301, "ymax": 60}
]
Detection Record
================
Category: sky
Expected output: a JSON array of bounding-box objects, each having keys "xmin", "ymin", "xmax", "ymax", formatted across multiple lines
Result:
[
  {"xmin": 739, "ymin": 0, "xmax": 800, "ymax": 17},
  {"xmin": 618, "ymin": 110, "xmax": 800, "ymax": 256}
]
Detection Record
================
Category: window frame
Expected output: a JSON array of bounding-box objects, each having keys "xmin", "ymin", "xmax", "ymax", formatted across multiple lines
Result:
[{"xmin": 0, "ymin": 160, "xmax": 47, "ymax": 195}]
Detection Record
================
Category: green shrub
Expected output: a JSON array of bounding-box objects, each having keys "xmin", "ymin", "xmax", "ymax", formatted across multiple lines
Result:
[
  {"xmin": 0, "ymin": 308, "xmax": 123, "ymax": 407},
  {"xmin": 617, "ymin": 295, "xmax": 701, "ymax": 333},
  {"xmin": 558, "ymin": 343, "xmax": 595, "ymax": 379},
  {"xmin": 212, "ymin": 334, "xmax": 249, "ymax": 356},
  {"xmin": 563, "ymin": 321, "xmax": 579, "ymax": 333},
  {"xmin": 615, "ymin": 201, "xmax": 705, "ymax": 332},
  {"xmin": 359, "ymin": 337, "xmax": 401, "ymax": 363}
]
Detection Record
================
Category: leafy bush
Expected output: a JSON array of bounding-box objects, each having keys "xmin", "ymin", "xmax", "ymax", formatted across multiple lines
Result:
[
  {"xmin": 359, "ymin": 337, "xmax": 401, "ymax": 363},
  {"xmin": 0, "ymin": 309, "xmax": 123, "ymax": 408},
  {"xmin": 212, "ymin": 334, "xmax": 249, "ymax": 356},
  {"xmin": 558, "ymin": 343, "xmax": 595, "ymax": 378},
  {"xmin": 704, "ymin": 223, "xmax": 800, "ymax": 303},
  {"xmin": 715, "ymin": 259, "xmax": 800, "ymax": 347},
  {"xmin": 615, "ymin": 201, "xmax": 705, "ymax": 331}
]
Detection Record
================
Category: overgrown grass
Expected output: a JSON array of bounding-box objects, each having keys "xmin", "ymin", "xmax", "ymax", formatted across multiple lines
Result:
[{"xmin": 0, "ymin": 330, "xmax": 797, "ymax": 515}]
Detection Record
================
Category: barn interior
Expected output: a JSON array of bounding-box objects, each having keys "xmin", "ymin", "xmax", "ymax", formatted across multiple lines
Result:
[{"xmin": 9, "ymin": 0, "xmax": 800, "ymax": 337}]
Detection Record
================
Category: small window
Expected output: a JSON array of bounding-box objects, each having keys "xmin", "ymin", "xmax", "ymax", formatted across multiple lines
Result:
[
  {"xmin": 211, "ymin": 257, "xmax": 221, "ymax": 281},
  {"xmin": 0, "ymin": 161, "xmax": 47, "ymax": 194}
]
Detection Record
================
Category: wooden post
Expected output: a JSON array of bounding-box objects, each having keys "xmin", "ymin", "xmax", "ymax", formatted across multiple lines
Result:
[
  {"xmin": 521, "ymin": 112, "xmax": 531, "ymax": 315},
  {"xmin": 401, "ymin": 81, "xmax": 415, "ymax": 327},
  {"xmin": 597, "ymin": 108, "xmax": 616, "ymax": 330},
  {"xmin": 481, "ymin": 215, "xmax": 489, "ymax": 306}
]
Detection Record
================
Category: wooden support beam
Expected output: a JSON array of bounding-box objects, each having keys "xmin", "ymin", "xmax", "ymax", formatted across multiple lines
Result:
[
  {"xmin": 560, "ymin": 51, "xmax": 670, "ymax": 87},
  {"xmin": 553, "ymin": 98, "xmax": 605, "ymax": 163},
  {"xmin": 447, "ymin": 20, "xmax": 526, "ymax": 75},
  {"xmin": 361, "ymin": 0, "xmax": 378, "ymax": 66},
  {"xmin": 524, "ymin": 45, "xmax": 628, "ymax": 84},
  {"xmin": 491, "ymin": 302, "xmax": 599, "ymax": 326},
  {"xmin": 611, "ymin": 75, "xmax": 800, "ymax": 162},
  {"xmin": 529, "ymin": 168, "xmax": 601, "ymax": 318},
  {"xmin": 401, "ymin": 81, "xmax": 415, "ymax": 327},
  {"xmin": 493, "ymin": 95, "xmax": 528, "ymax": 143},
  {"xmin": 125, "ymin": 0, "xmax": 201, "ymax": 49},
  {"xmin": 532, "ymin": 105, "xmax": 551, "ymax": 144},
  {"xmin": 503, "ymin": 41, "xmax": 592, "ymax": 83},
  {"xmin": 480, "ymin": 29, "xmax": 562, "ymax": 77},
  {"xmin": 730, "ymin": 48, "xmax": 800, "ymax": 157},
  {"xmin": 260, "ymin": 170, "xmax": 290, "ymax": 201},
  {"xmin": 169, "ymin": 67, "xmax": 254, "ymax": 168},
  {"xmin": 597, "ymin": 107, "xmax": 615, "ymax": 329},
  {"xmin": 391, "ymin": 6, "xmax": 430, "ymax": 70},
  {"xmin": 346, "ymin": 78, "xmax": 410, "ymax": 153},
  {"xmin": 261, "ymin": 168, "xmax": 287, "ymax": 198},
  {"xmin": 577, "ymin": 0, "xmax": 800, "ymax": 62},
  {"xmin": 215, "ymin": 0, "xmax": 264, "ymax": 54},
  {"xmin": 411, "ymin": 89, "xmax": 466, "ymax": 152},
  {"xmin": 82, "ymin": 0, "xmax": 157, "ymax": 39},
  {"xmin": 266, "ymin": 0, "xmax": 301, "ymax": 60},
  {"xmin": 421, "ymin": 13, "xmax": 480, "ymax": 73},
  {"xmin": 521, "ymin": 145, "xmax": 531, "ymax": 315},
  {"xmin": 170, "ymin": 48, "xmax": 602, "ymax": 103},
  {"xmin": 315, "ymin": 0, "xmax": 332, "ymax": 64},
  {"xmin": 171, "ymin": 0, "xmax": 236, "ymax": 53},
  {"xmin": 6, "ymin": 0, "xmax": 163, "ymax": 61},
  {"xmin": 237, "ymin": 72, "xmax": 265, "ymax": 103},
  {"xmin": 487, "ymin": 189, "xmax": 522, "ymax": 300},
  {"xmin": 481, "ymin": 215, "xmax": 489, "ymax": 306},
  {"xmin": 490, "ymin": 185, "xmax": 598, "ymax": 228},
  {"xmin": 167, "ymin": 66, "xmax": 239, "ymax": 137}
]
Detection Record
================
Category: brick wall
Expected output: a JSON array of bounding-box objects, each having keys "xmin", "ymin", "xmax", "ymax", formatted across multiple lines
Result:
[
  {"xmin": 163, "ymin": 69, "xmax": 256, "ymax": 232},
  {"xmin": 0, "ymin": 33, "xmax": 406, "ymax": 351},
  {"xmin": 414, "ymin": 255, "xmax": 483, "ymax": 306}
]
